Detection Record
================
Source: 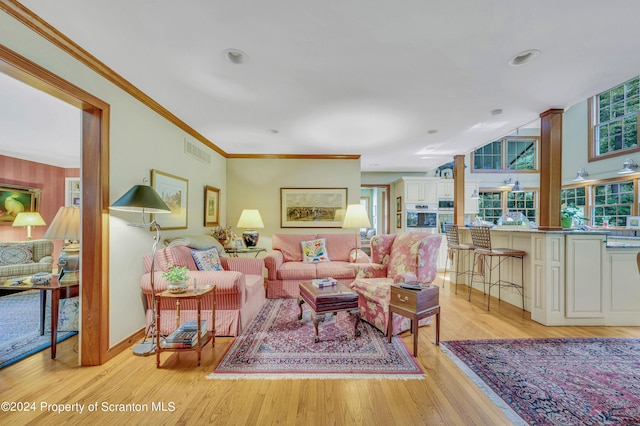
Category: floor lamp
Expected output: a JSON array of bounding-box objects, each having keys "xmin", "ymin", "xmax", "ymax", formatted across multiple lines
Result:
[
  {"xmin": 342, "ymin": 204, "xmax": 371, "ymax": 262},
  {"xmin": 110, "ymin": 180, "xmax": 171, "ymax": 356}
]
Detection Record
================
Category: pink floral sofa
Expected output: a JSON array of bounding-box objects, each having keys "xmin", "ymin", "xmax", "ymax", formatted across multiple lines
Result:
[
  {"xmin": 140, "ymin": 236, "xmax": 265, "ymax": 336},
  {"xmin": 349, "ymin": 232, "xmax": 442, "ymax": 335},
  {"xmin": 264, "ymin": 233, "xmax": 369, "ymax": 298}
]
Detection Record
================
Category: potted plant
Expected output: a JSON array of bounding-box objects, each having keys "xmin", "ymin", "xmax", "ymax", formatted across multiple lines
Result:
[
  {"xmin": 162, "ymin": 263, "xmax": 190, "ymax": 293},
  {"xmin": 210, "ymin": 225, "xmax": 232, "ymax": 245},
  {"xmin": 561, "ymin": 204, "xmax": 588, "ymax": 229}
]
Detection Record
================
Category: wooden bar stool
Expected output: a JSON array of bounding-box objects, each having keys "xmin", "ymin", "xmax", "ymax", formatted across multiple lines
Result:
[
  {"xmin": 442, "ymin": 224, "xmax": 474, "ymax": 294},
  {"xmin": 468, "ymin": 226, "xmax": 526, "ymax": 311}
]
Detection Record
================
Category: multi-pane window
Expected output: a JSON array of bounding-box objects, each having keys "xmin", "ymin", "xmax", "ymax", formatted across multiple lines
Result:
[
  {"xmin": 472, "ymin": 137, "xmax": 537, "ymax": 171},
  {"xmin": 506, "ymin": 191, "xmax": 537, "ymax": 223},
  {"xmin": 594, "ymin": 76, "xmax": 639, "ymax": 156},
  {"xmin": 561, "ymin": 187, "xmax": 587, "ymax": 208},
  {"xmin": 592, "ymin": 181, "xmax": 634, "ymax": 226},
  {"xmin": 478, "ymin": 192, "xmax": 503, "ymax": 224}
]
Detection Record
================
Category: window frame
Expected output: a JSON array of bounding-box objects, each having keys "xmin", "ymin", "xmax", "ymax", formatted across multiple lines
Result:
[
  {"xmin": 471, "ymin": 136, "xmax": 539, "ymax": 173},
  {"xmin": 477, "ymin": 188, "xmax": 538, "ymax": 225},
  {"xmin": 587, "ymin": 77, "xmax": 640, "ymax": 162}
]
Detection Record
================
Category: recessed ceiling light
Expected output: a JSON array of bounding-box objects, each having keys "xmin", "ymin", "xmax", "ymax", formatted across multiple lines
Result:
[
  {"xmin": 222, "ymin": 48, "xmax": 249, "ymax": 64},
  {"xmin": 508, "ymin": 49, "xmax": 541, "ymax": 66},
  {"xmin": 267, "ymin": 129, "xmax": 279, "ymax": 134},
  {"xmin": 427, "ymin": 129, "xmax": 438, "ymax": 134},
  {"xmin": 491, "ymin": 108, "xmax": 503, "ymax": 116}
]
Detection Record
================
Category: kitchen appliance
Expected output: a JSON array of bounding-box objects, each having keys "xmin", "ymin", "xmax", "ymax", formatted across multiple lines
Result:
[
  {"xmin": 405, "ymin": 203, "xmax": 438, "ymax": 233},
  {"xmin": 438, "ymin": 199, "xmax": 454, "ymax": 210}
]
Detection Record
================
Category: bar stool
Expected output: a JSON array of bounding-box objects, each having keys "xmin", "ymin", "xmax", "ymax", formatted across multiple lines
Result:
[
  {"xmin": 442, "ymin": 224, "xmax": 474, "ymax": 294},
  {"xmin": 468, "ymin": 226, "xmax": 526, "ymax": 311}
]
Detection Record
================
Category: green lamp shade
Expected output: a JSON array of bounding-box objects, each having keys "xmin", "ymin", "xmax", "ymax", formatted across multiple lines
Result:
[{"xmin": 110, "ymin": 185, "xmax": 171, "ymax": 213}]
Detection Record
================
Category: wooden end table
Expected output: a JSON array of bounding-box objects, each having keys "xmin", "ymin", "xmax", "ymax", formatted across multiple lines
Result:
[
  {"xmin": 1, "ymin": 275, "xmax": 79, "ymax": 359},
  {"xmin": 387, "ymin": 284, "xmax": 440, "ymax": 357},
  {"xmin": 298, "ymin": 281, "xmax": 361, "ymax": 343},
  {"xmin": 154, "ymin": 285, "xmax": 216, "ymax": 368}
]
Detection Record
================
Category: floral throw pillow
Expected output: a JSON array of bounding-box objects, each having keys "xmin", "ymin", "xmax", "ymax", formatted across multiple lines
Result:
[
  {"xmin": 301, "ymin": 238, "xmax": 330, "ymax": 263},
  {"xmin": 191, "ymin": 247, "xmax": 223, "ymax": 271}
]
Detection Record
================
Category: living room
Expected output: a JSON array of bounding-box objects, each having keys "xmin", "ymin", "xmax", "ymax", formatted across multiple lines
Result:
[{"xmin": 2, "ymin": 2, "xmax": 640, "ymax": 424}]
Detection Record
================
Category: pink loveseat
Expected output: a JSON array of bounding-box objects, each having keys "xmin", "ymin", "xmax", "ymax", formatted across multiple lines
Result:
[
  {"xmin": 350, "ymin": 232, "xmax": 442, "ymax": 335},
  {"xmin": 140, "ymin": 237, "xmax": 265, "ymax": 336},
  {"xmin": 264, "ymin": 233, "xmax": 369, "ymax": 298}
]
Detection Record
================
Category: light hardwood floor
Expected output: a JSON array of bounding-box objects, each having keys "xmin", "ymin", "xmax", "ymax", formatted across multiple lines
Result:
[{"xmin": 2, "ymin": 277, "xmax": 639, "ymax": 425}]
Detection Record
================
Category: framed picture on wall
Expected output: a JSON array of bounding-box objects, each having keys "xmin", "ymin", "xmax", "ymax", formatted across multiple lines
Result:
[
  {"xmin": 281, "ymin": 187, "xmax": 347, "ymax": 228},
  {"xmin": 396, "ymin": 196, "xmax": 402, "ymax": 212},
  {"xmin": 204, "ymin": 185, "xmax": 220, "ymax": 226},
  {"xmin": 396, "ymin": 213, "xmax": 402, "ymax": 229},
  {"xmin": 0, "ymin": 184, "xmax": 41, "ymax": 225},
  {"xmin": 151, "ymin": 169, "xmax": 188, "ymax": 230}
]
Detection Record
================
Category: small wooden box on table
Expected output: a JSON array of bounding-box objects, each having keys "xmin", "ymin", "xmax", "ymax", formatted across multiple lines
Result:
[
  {"xmin": 298, "ymin": 281, "xmax": 361, "ymax": 343},
  {"xmin": 155, "ymin": 285, "xmax": 215, "ymax": 368},
  {"xmin": 388, "ymin": 284, "xmax": 440, "ymax": 357}
]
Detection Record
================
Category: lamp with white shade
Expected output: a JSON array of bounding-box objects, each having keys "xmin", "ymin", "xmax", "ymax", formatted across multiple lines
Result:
[
  {"xmin": 110, "ymin": 180, "xmax": 171, "ymax": 356},
  {"xmin": 12, "ymin": 212, "xmax": 46, "ymax": 240},
  {"xmin": 43, "ymin": 206, "xmax": 80, "ymax": 283},
  {"xmin": 236, "ymin": 209, "xmax": 264, "ymax": 247},
  {"xmin": 341, "ymin": 204, "xmax": 371, "ymax": 262}
]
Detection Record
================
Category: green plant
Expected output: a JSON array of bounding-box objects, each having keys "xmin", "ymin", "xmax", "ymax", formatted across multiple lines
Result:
[
  {"xmin": 561, "ymin": 204, "xmax": 589, "ymax": 225},
  {"xmin": 162, "ymin": 264, "xmax": 189, "ymax": 282}
]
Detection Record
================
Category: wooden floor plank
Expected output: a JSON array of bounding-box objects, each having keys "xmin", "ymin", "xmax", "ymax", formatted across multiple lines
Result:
[{"xmin": 1, "ymin": 276, "xmax": 639, "ymax": 425}]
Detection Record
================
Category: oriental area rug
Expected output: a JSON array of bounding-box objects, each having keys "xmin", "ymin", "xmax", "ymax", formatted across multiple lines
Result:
[
  {"xmin": 441, "ymin": 338, "xmax": 640, "ymax": 425},
  {"xmin": 208, "ymin": 299, "xmax": 424, "ymax": 380},
  {"xmin": 0, "ymin": 291, "xmax": 76, "ymax": 369}
]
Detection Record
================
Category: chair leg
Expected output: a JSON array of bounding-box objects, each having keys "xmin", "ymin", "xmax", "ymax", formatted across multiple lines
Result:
[
  {"xmin": 442, "ymin": 249, "xmax": 450, "ymax": 288},
  {"xmin": 468, "ymin": 252, "xmax": 477, "ymax": 302},
  {"xmin": 486, "ymin": 256, "xmax": 492, "ymax": 311}
]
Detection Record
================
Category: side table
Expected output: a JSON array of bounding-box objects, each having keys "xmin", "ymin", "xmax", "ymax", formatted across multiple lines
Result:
[
  {"xmin": 387, "ymin": 284, "xmax": 440, "ymax": 357},
  {"xmin": 155, "ymin": 285, "xmax": 216, "ymax": 368},
  {"xmin": 224, "ymin": 247, "xmax": 266, "ymax": 258},
  {"xmin": 2, "ymin": 275, "xmax": 79, "ymax": 359}
]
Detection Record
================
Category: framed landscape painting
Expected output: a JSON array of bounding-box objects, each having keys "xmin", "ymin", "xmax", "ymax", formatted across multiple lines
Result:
[
  {"xmin": 0, "ymin": 184, "xmax": 41, "ymax": 225},
  {"xmin": 281, "ymin": 188, "xmax": 347, "ymax": 228},
  {"xmin": 204, "ymin": 185, "xmax": 220, "ymax": 226},
  {"xmin": 151, "ymin": 169, "xmax": 188, "ymax": 230}
]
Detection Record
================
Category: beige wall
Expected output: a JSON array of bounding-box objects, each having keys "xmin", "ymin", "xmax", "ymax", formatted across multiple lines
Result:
[{"xmin": 226, "ymin": 158, "xmax": 361, "ymax": 249}]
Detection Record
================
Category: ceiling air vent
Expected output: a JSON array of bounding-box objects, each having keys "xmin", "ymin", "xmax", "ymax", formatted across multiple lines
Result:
[{"xmin": 184, "ymin": 138, "xmax": 211, "ymax": 164}]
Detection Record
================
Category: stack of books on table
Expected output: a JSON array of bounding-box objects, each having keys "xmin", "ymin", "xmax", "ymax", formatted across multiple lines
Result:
[
  {"xmin": 312, "ymin": 277, "xmax": 338, "ymax": 288},
  {"xmin": 162, "ymin": 320, "xmax": 207, "ymax": 349}
]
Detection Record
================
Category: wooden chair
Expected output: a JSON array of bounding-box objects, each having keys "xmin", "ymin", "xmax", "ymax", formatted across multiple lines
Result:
[
  {"xmin": 442, "ymin": 224, "xmax": 474, "ymax": 294},
  {"xmin": 468, "ymin": 226, "xmax": 526, "ymax": 311}
]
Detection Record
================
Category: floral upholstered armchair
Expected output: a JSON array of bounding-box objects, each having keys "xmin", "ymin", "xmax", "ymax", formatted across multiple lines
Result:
[{"xmin": 349, "ymin": 233, "xmax": 442, "ymax": 335}]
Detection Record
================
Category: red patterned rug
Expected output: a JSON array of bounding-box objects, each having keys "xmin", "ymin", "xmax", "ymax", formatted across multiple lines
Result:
[
  {"xmin": 208, "ymin": 299, "xmax": 424, "ymax": 379},
  {"xmin": 441, "ymin": 338, "xmax": 640, "ymax": 425}
]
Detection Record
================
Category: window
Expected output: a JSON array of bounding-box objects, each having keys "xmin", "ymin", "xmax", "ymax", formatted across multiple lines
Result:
[
  {"xmin": 592, "ymin": 181, "xmax": 634, "ymax": 226},
  {"xmin": 472, "ymin": 137, "xmax": 538, "ymax": 171},
  {"xmin": 561, "ymin": 187, "xmax": 587, "ymax": 208},
  {"xmin": 591, "ymin": 76, "xmax": 640, "ymax": 158},
  {"xmin": 506, "ymin": 191, "xmax": 537, "ymax": 223},
  {"xmin": 478, "ymin": 191, "xmax": 503, "ymax": 224}
]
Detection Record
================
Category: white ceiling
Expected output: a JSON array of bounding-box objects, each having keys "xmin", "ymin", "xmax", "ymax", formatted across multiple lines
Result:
[{"xmin": 7, "ymin": 1, "xmax": 640, "ymax": 171}]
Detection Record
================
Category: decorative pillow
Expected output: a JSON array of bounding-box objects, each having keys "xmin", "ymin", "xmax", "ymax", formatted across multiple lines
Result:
[
  {"xmin": 191, "ymin": 247, "xmax": 223, "ymax": 271},
  {"xmin": 0, "ymin": 244, "xmax": 33, "ymax": 266},
  {"xmin": 301, "ymin": 238, "xmax": 330, "ymax": 263}
]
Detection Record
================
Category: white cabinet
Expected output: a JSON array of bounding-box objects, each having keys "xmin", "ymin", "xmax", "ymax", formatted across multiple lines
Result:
[
  {"xmin": 397, "ymin": 178, "xmax": 438, "ymax": 205},
  {"xmin": 437, "ymin": 181, "xmax": 454, "ymax": 199},
  {"xmin": 65, "ymin": 178, "xmax": 80, "ymax": 206}
]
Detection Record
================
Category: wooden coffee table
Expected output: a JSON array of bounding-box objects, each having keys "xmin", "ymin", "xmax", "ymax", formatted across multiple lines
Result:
[{"xmin": 298, "ymin": 281, "xmax": 361, "ymax": 343}]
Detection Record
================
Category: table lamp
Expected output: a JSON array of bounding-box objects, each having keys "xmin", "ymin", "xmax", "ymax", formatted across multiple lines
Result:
[
  {"xmin": 236, "ymin": 209, "xmax": 264, "ymax": 247},
  {"xmin": 110, "ymin": 180, "xmax": 171, "ymax": 356},
  {"xmin": 342, "ymin": 204, "xmax": 371, "ymax": 262},
  {"xmin": 43, "ymin": 206, "xmax": 80, "ymax": 284},
  {"xmin": 12, "ymin": 212, "xmax": 46, "ymax": 240}
]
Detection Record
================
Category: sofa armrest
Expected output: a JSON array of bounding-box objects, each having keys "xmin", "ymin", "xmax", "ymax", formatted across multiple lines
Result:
[
  {"xmin": 39, "ymin": 255, "xmax": 54, "ymax": 265},
  {"xmin": 415, "ymin": 236, "xmax": 442, "ymax": 283},
  {"xmin": 264, "ymin": 250, "xmax": 284, "ymax": 280},
  {"xmin": 349, "ymin": 262, "xmax": 387, "ymax": 279},
  {"xmin": 220, "ymin": 257, "xmax": 264, "ymax": 276},
  {"xmin": 349, "ymin": 249, "xmax": 370, "ymax": 263}
]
